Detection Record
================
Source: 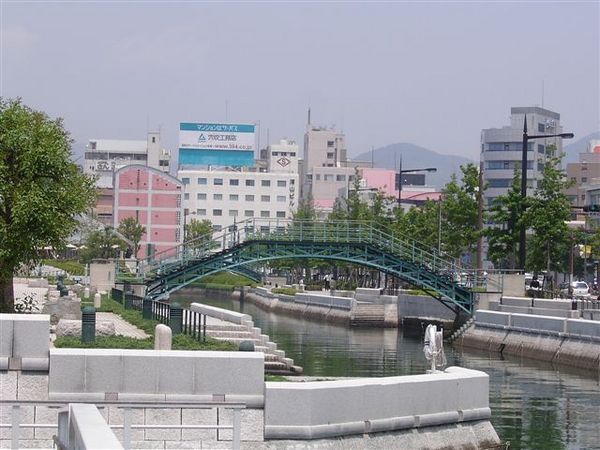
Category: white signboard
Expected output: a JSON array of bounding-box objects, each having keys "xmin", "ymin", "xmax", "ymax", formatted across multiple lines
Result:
[{"xmin": 179, "ymin": 122, "xmax": 255, "ymax": 152}]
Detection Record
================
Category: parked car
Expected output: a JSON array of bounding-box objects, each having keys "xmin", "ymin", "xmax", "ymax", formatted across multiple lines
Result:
[
  {"xmin": 571, "ymin": 281, "xmax": 591, "ymax": 299},
  {"xmin": 559, "ymin": 282, "xmax": 571, "ymax": 298}
]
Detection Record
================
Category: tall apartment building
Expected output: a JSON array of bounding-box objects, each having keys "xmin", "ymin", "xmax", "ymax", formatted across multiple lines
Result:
[
  {"xmin": 481, "ymin": 107, "xmax": 565, "ymax": 206},
  {"xmin": 113, "ymin": 165, "xmax": 183, "ymax": 259},
  {"xmin": 566, "ymin": 140, "xmax": 600, "ymax": 207},
  {"xmin": 85, "ymin": 132, "xmax": 171, "ymax": 224}
]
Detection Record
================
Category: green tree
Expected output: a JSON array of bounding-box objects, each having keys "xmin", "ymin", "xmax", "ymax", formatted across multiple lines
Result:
[
  {"xmin": 346, "ymin": 168, "xmax": 370, "ymax": 221},
  {"xmin": 293, "ymin": 194, "xmax": 317, "ymax": 221},
  {"xmin": 525, "ymin": 151, "xmax": 573, "ymax": 273},
  {"xmin": 485, "ymin": 171, "xmax": 522, "ymax": 269},
  {"xmin": 117, "ymin": 217, "xmax": 146, "ymax": 258},
  {"xmin": 439, "ymin": 163, "xmax": 482, "ymax": 260},
  {"xmin": 0, "ymin": 99, "xmax": 96, "ymax": 312},
  {"xmin": 185, "ymin": 218, "xmax": 213, "ymax": 249},
  {"xmin": 80, "ymin": 227, "xmax": 126, "ymax": 263}
]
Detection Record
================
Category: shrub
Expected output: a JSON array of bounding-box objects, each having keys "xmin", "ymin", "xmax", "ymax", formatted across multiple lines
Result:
[{"xmin": 272, "ymin": 287, "xmax": 297, "ymax": 296}]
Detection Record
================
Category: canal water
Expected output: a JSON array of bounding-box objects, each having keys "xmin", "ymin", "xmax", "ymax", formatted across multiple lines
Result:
[{"xmin": 176, "ymin": 292, "xmax": 600, "ymax": 450}]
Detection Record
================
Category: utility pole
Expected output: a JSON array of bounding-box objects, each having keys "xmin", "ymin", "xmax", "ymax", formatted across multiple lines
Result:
[{"xmin": 477, "ymin": 160, "xmax": 484, "ymax": 273}]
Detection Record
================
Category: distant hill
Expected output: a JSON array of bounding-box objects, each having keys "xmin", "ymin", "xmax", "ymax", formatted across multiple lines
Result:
[
  {"xmin": 353, "ymin": 143, "xmax": 474, "ymax": 190},
  {"xmin": 563, "ymin": 131, "xmax": 600, "ymax": 164}
]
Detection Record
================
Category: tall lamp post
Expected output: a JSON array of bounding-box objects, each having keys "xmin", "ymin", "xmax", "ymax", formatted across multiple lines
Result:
[
  {"xmin": 397, "ymin": 165, "xmax": 437, "ymax": 206},
  {"xmin": 518, "ymin": 115, "xmax": 574, "ymax": 270}
]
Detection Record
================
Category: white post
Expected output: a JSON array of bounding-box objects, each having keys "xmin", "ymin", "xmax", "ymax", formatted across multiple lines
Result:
[{"xmin": 154, "ymin": 324, "xmax": 172, "ymax": 350}]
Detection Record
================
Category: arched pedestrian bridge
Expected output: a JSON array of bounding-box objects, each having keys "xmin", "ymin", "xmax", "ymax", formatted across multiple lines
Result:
[{"xmin": 117, "ymin": 220, "xmax": 490, "ymax": 315}]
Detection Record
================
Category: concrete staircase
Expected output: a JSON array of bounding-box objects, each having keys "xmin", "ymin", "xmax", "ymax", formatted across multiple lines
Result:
[
  {"xmin": 205, "ymin": 325, "xmax": 301, "ymax": 375},
  {"xmin": 448, "ymin": 317, "xmax": 475, "ymax": 342},
  {"xmin": 350, "ymin": 302, "xmax": 387, "ymax": 327}
]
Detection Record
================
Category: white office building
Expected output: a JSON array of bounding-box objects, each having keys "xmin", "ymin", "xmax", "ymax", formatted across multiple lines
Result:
[
  {"xmin": 84, "ymin": 132, "xmax": 171, "ymax": 188},
  {"xmin": 481, "ymin": 106, "xmax": 565, "ymax": 206},
  {"xmin": 178, "ymin": 168, "xmax": 299, "ymax": 231}
]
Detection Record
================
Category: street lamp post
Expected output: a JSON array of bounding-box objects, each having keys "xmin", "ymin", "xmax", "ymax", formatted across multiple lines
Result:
[
  {"xmin": 518, "ymin": 115, "xmax": 574, "ymax": 270},
  {"xmin": 397, "ymin": 163, "xmax": 437, "ymax": 206}
]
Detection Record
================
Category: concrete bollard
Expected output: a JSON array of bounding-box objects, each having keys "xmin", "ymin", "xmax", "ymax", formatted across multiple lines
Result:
[
  {"xmin": 154, "ymin": 324, "xmax": 172, "ymax": 350},
  {"xmin": 84, "ymin": 287, "xmax": 90, "ymax": 299},
  {"xmin": 94, "ymin": 292, "xmax": 101, "ymax": 308}
]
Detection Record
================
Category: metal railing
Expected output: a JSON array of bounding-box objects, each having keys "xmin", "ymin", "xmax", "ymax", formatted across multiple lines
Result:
[
  {"xmin": 183, "ymin": 308, "xmax": 208, "ymax": 342},
  {"xmin": 152, "ymin": 300, "xmax": 171, "ymax": 325},
  {"xmin": 1, "ymin": 400, "xmax": 245, "ymax": 450}
]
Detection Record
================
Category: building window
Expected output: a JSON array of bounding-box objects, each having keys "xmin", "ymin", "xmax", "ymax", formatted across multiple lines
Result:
[
  {"xmin": 214, "ymin": 178, "xmax": 223, "ymax": 185},
  {"xmin": 538, "ymin": 123, "xmax": 545, "ymax": 133},
  {"xmin": 488, "ymin": 179, "xmax": 512, "ymax": 188},
  {"xmin": 230, "ymin": 179, "xmax": 239, "ymax": 186},
  {"xmin": 197, "ymin": 177, "xmax": 207, "ymax": 185},
  {"xmin": 327, "ymin": 141, "xmax": 334, "ymax": 147},
  {"xmin": 261, "ymin": 195, "xmax": 270, "ymax": 202},
  {"xmin": 213, "ymin": 225, "xmax": 222, "ymax": 232},
  {"xmin": 538, "ymin": 144, "xmax": 545, "ymax": 154},
  {"xmin": 197, "ymin": 193, "xmax": 206, "ymax": 200},
  {"xmin": 261, "ymin": 210, "xmax": 270, "ymax": 218},
  {"xmin": 261, "ymin": 180, "xmax": 271, "ymax": 187},
  {"xmin": 213, "ymin": 194, "xmax": 223, "ymax": 200},
  {"xmin": 276, "ymin": 211, "xmax": 286, "ymax": 218},
  {"xmin": 315, "ymin": 174, "xmax": 321, "ymax": 181},
  {"xmin": 229, "ymin": 194, "xmax": 239, "ymax": 201},
  {"xmin": 327, "ymin": 152, "xmax": 334, "ymax": 159},
  {"xmin": 277, "ymin": 180, "xmax": 286, "ymax": 187},
  {"xmin": 229, "ymin": 210, "xmax": 238, "ymax": 217},
  {"xmin": 182, "ymin": 178, "xmax": 190, "ymax": 185},
  {"xmin": 582, "ymin": 177, "xmax": 588, "ymax": 183},
  {"xmin": 336, "ymin": 175, "xmax": 346, "ymax": 181},
  {"xmin": 197, "ymin": 209, "xmax": 206, "ymax": 216},
  {"xmin": 245, "ymin": 194, "xmax": 254, "ymax": 201},
  {"xmin": 213, "ymin": 209, "xmax": 222, "ymax": 216},
  {"xmin": 245, "ymin": 210, "xmax": 254, "ymax": 217},
  {"xmin": 324, "ymin": 174, "xmax": 333, "ymax": 181},
  {"xmin": 538, "ymin": 162, "xmax": 545, "ymax": 172},
  {"xmin": 184, "ymin": 193, "xmax": 189, "ymax": 200},
  {"xmin": 246, "ymin": 179, "xmax": 255, "ymax": 186},
  {"xmin": 277, "ymin": 195, "xmax": 286, "ymax": 202}
]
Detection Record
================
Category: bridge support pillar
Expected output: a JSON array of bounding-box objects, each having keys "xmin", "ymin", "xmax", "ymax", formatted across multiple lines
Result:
[
  {"xmin": 142, "ymin": 297, "xmax": 152, "ymax": 320},
  {"xmin": 170, "ymin": 303, "xmax": 183, "ymax": 335}
]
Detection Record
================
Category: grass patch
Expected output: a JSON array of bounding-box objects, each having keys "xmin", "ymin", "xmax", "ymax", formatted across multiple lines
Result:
[
  {"xmin": 265, "ymin": 374, "xmax": 288, "ymax": 382},
  {"xmin": 192, "ymin": 271, "xmax": 257, "ymax": 288},
  {"xmin": 41, "ymin": 259, "xmax": 85, "ymax": 276},
  {"xmin": 54, "ymin": 334, "xmax": 238, "ymax": 351},
  {"xmin": 97, "ymin": 296, "xmax": 159, "ymax": 336},
  {"xmin": 272, "ymin": 287, "xmax": 297, "ymax": 296}
]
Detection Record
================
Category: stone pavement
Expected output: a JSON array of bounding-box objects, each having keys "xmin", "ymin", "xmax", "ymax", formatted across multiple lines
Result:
[{"xmin": 96, "ymin": 312, "xmax": 150, "ymax": 339}]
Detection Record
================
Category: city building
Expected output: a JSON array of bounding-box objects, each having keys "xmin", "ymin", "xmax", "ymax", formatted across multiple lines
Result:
[
  {"xmin": 566, "ymin": 139, "xmax": 600, "ymax": 207},
  {"xmin": 113, "ymin": 165, "xmax": 183, "ymax": 259},
  {"xmin": 301, "ymin": 116, "xmax": 348, "ymax": 200},
  {"xmin": 481, "ymin": 106, "xmax": 565, "ymax": 206},
  {"xmin": 85, "ymin": 132, "xmax": 171, "ymax": 224},
  {"xmin": 178, "ymin": 167, "xmax": 299, "ymax": 231},
  {"xmin": 265, "ymin": 139, "xmax": 299, "ymax": 174}
]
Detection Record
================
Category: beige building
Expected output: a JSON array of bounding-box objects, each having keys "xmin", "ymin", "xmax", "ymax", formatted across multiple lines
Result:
[{"xmin": 566, "ymin": 140, "xmax": 600, "ymax": 207}]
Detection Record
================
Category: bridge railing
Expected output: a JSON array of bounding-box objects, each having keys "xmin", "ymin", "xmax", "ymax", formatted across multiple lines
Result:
[{"xmin": 117, "ymin": 219, "xmax": 496, "ymax": 292}]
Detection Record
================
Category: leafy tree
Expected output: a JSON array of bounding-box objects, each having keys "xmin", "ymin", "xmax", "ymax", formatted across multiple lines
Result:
[
  {"xmin": 525, "ymin": 151, "xmax": 573, "ymax": 273},
  {"xmin": 395, "ymin": 200, "xmax": 440, "ymax": 250},
  {"xmin": 293, "ymin": 194, "xmax": 317, "ymax": 221},
  {"xmin": 185, "ymin": 218, "xmax": 213, "ymax": 249},
  {"xmin": 346, "ymin": 168, "xmax": 370, "ymax": 221},
  {"xmin": 485, "ymin": 171, "xmax": 522, "ymax": 269},
  {"xmin": 0, "ymin": 99, "xmax": 96, "ymax": 312},
  {"xmin": 80, "ymin": 227, "xmax": 126, "ymax": 263},
  {"xmin": 117, "ymin": 217, "xmax": 146, "ymax": 258},
  {"xmin": 439, "ymin": 163, "xmax": 482, "ymax": 260}
]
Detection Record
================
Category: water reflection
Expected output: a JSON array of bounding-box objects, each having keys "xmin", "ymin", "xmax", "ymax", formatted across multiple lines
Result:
[{"xmin": 174, "ymin": 292, "xmax": 600, "ymax": 450}]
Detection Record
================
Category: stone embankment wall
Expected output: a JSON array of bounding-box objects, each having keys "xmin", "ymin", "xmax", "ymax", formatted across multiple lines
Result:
[
  {"xmin": 455, "ymin": 310, "xmax": 600, "ymax": 372},
  {"xmin": 0, "ymin": 314, "xmax": 500, "ymax": 449}
]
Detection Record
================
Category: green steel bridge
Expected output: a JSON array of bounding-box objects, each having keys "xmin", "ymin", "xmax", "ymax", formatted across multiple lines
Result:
[{"xmin": 117, "ymin": 219, "xmax": 492, "ymax": 315}]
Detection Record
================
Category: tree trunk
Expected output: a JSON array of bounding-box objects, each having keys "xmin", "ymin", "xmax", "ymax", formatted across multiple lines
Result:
[{"xmin": 0, "ymin": 274, "xmax": 15, "ymax": 313}]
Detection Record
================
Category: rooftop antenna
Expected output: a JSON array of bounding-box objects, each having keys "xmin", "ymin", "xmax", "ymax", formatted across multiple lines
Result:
[{"xmin": 307, "ymin": 107, "xmax": 311, "ymax": 126}]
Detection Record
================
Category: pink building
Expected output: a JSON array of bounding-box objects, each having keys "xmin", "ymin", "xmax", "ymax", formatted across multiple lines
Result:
[
  {"xmin": 113, "ymin": 165, "xmax": 183, "ymax": 259},
  {"xmin": 359, "ymin": 167, "xmax": 441, "ymax": 205}
]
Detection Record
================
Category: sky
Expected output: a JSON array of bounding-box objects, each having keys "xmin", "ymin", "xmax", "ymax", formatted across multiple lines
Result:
[{"xmin": 1, "ymin": 1, "xmax": 599, "ymax": 163}]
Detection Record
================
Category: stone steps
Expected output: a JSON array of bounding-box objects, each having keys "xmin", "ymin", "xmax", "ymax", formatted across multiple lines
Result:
[{"xmin": 350, "ymin": 304, "xmax": 386, "ymax": 327}]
